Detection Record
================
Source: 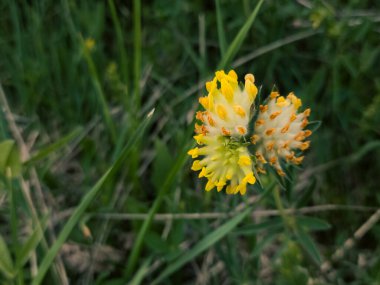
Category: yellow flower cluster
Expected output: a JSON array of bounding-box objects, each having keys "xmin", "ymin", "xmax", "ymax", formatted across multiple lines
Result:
[{"xmin": 188, "ymin": 70, "xmax": 313, "ymax": 195}]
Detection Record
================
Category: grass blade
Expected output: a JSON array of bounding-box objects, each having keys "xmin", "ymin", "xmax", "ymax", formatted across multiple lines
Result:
[
  {"xmin": 133, "ymin": 0, "xmax": 141, "ymax": 110},
  {"xmin": 125, "ymin": 141, "xmax": 191, "ymax": 277},
  {"xmin": 295, "ymin": 228, "xmax": 322, "ymax": 265},
  {"xmin": 128, "ymin": 258, "xmax": 151, "ymax": 285},
  {"xmin": 25, "ymin": 127, "xmax": 83, "ymax": 166},
  {"xmin": 81, "ymin": 36, "xmax": 117, "ymax": 143},
  {"xmin": 218, "ymin": 0, "xmax": 265, "ymax": 69},
  {"xmin": 16, "ymin": 214, "xmax": 49, "ymax": 270},
  {"xmin": 31, "ymin": 110, "xmax": 154, "ymax": 285},
  {"xmin": 151, "ymin": 207, "xmax": 251, "ymax": 284},
  {"xmin": 215, "ymin": 0, "xmax": 227, "ymax": 57},
  {"xmin": 0, "ymin": 234, "xmax": 14, "ymax": 280},
  {"xmin": 108, "ymin": 0, "xmax": 129, "ymax": 88},
  {"xmin": 296, "ymin": 216, "xmax": 331, "ymax": 231}
]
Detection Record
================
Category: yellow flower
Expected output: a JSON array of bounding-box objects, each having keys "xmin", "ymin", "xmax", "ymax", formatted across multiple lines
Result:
[
  {"xmin": 188, "ymin": 135, "xmax": 256, "ymax": 195},
  {"xmin": 84, "ymin": 37, "xmax": 96, "ymax": 52},
  {"xmin": 252, "ymin": 91, "xmax": 312, "ymax": 176},
  {"xmin": 195, "ymin": 70, "xmax": 258, "ymax": 137},
  {"xmin": 189, "ymin": 70, "xmax": 314, "ymax": 194},
  {"xmin": 189, "ymin": 70, "xmax": 259, "ymax": 195}
]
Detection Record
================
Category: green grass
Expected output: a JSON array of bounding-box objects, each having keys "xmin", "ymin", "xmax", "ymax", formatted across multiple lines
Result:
[{"xmin": 1, "ymin": 0, "xmax": 380, "ymax": 284}]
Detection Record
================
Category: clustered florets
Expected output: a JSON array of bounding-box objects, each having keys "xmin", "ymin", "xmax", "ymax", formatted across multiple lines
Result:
[{"xmin": 188, "ymin": 70, "xmax": 312, "ymax": 195}]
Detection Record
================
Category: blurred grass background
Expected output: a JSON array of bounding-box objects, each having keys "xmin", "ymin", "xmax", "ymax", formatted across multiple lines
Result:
[{"xmin": 1, "ymin": 0, "xmax": 380, "ymax": 284}]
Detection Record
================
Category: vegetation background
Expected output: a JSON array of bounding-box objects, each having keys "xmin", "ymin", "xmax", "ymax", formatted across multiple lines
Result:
[{"xmin": 0, "ymin": 0, "xmax": 380, "ymax": 284}]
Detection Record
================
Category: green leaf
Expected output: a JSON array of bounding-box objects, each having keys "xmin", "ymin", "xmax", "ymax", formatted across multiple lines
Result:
[
  {"xmin": 215, "ymin": 0, "xmax": 227, "ymax": 57},
  {"xmin": 128, "ymin": 258, "xmax": 151, "ymax": 285},
  {"xmin": 151, "ymin": 207, "xmax": 251, "ymax": 284},
  {"xmin": 0, "ymin": 139, "xmax": 21, "ymax": 177},
  {"xmin": 151, "ymin": 140, "xmax": 174, "ymax": 189},
  {"xmin": 251, "ymin": 231, "xmax": 279, "ymax": 258},
  {"xmin": 144, "ymin": 231, "xmax": 171, "ymax": 254},
  {"xmin": 0, "ymin": 234, "xmax": 14, "ymax": 279},
  {"xmin": 234, "ymin": 217, "xmax": 283, "ymax": 235},
  {"xmin": 125, "ymin": 139, "xmax": 191, "ymax": 277},
  {"xmin": 294, "ymin": 228, "xmax": 322, "ymax": 265},
  {"xmin": 296, "ymin": 216, "xmax": 331, "ymax": 231},
  {"xmin": 218, "ymin": 0, "xmax": 265, "ymax": 69},
  {"xmin": 16, "ymin": 214, "xmax": 49, "ymax": 269},
  {"xmin": 31, "ymin": 110, "xmax": 154, "ymax": 285},
  {"xmin": 25, "ymin": 127, "xmax": 83, "ymax": 166}
]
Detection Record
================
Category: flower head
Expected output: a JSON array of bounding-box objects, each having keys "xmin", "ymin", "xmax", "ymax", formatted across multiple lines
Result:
[
  {"xmin": 196, "ymin": 70, "xmax": 258, "ymax": 137},
  {"xmin": 188, "ymin": 135, "xmax": 256, "ymax": 195},
  {"xmin": 189, "ymin": 70, "xmax": 314, "ymax": 195},
  {"xmin": 189, "ymin": 70, "xmax": 258, "ymax": 195},
  {"xmin": 252, "ymin": 91, "xmax": 312, "ymax": 176}
]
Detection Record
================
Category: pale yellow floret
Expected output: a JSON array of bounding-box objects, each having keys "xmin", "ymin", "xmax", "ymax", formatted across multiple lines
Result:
[
  {"xmin": 216, "ymin": 104, "xmax": 228, "ymax": 120},
  {"xmin": 244, "ymin": 73, "xmax": 255, "ymax": 83},
  {"xmin": 221, "ymin": 79, "xmax": 234, "ymax": 101},
  {"xmin": 226, "ymin": 168, "xmax": 234, "ymax": 180},
  {"xmin": 265, "ymin": 128, "xmax": 275, "ymax": 136},
  {"xmin": 260, "ymin": 105, "xmax": 268, "ymax": 112},
  {"xmin": 208, "ymin": 93, "xmax": 215, "ymax": 110},
  {"xmin": 216, "ymin": 180, "xmax": 226, "ymax": 191},
  {"xmin": 207, "ymin": 114, "xmax": 216, "ymax": 126},
  {"xmin": 270, "ymin": 91, "xmax": 279, "ymax": 98},
  {"xmin": 236, "ymin": 126, "xmax": 247, "ymax": 135},
  {"xmin": 206, "ymin": 78, "xmax": 217, "ymax": 93},
  {"xmin": 199, "ymin": 167, "xmax": 208, "ymax": 178},
  {"xmin": 193, "ymin": 134, "xmax": 204, "ymax": 144},
  {"xmin": 238, "ymin": 155, "xmax": 252, "ymax": 166},
  {"xmin": 243, "ymin": 172, "xmax": 256, "ymax": 184},
  {"xmin": 270, "ymin": 111, "xmax": 282, "ymax": 120},
  {"xmin": 245, "ymin": 79, "xmax": 258, "ymax": 101},
  {"xmin": 228, "ymin": 70, "xmax": 238, "ymax": 81},
  {"xmin": 221, "ymin": 127, "xmax": 231, "ymax": 136},
  {"xmin": 276, "ymin": 96, "xmax": 290, "ymax": 107},
  {"xmin": 236, "ymin": 183, "xmax": 247, "ymax": 195},
  {"xmin": 191, "ymin": 160, "xmax": 202, "ymax": 171},
  {"xmin": 187, "ymin": 147, "xmax": 199, "ymax": 158},
  {"xmin": 300, "ymin": 141, "xmax": 310, "ymax": 150},
  {"xmin": 233, "ymin": 105, "xmax": 246, "ymax": 117},
  {"xmin": 288, "ymin": 92, "xmax": 302, "ymax": 110},
  {"xmin": 199, "ymin": 97, "xmax": 209, "ymax": 109},
  {"xmin": 215, "ymin": 70, "xmax": 227, "ymax": 82},
  {"xmin": 251, "ymin": 134, "xmax": 259, "ymax": 144},
  {"xmin": 205, "ymin": 180, "xmax": 215, "ymax": 191}
]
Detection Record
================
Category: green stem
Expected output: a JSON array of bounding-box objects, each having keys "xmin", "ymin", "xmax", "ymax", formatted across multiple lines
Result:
[
  {"xmin": 108, "ymin": 0, "xmax": 129, "ymax": 108},
  {"xmin": 273, "ymin": 187, "xmax": 295, "ymax": 231},
  {"xmin": 81, "ymin": 37, "xmax": 117, "ymax": 143},
  {"xmin": 133, "ymin": 0, "xmax": 141, "ymax": 112}
]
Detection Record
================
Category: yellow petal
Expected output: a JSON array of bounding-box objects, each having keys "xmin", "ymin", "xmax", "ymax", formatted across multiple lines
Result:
[
  {"xmin": 221, "ymin": 79, "xmax": 234, "ymax": 101},
  {"xmin": 276, "ymin": 96, "xmax": 290, "ymax": 108},
  {"xmin": 216, "ymin": 104, "xmax": 228, "ymax": 120},
  {"xmin": 199, "ymin": 167, "xmax": 208, "ymax": 178},
  {"xmin": 238, "ymin": 155, "xmax": 251, "ymax": 166},
  {"xmin": 236, "ymin": 183, "xmax": 247, "ymax": 195},
  {"xmin": 193, "ymin": 134, "xmax": 204, "ymax": 144},
  {"xmin": 199, "ymin": 97, "xmax": 209, "ymax": 109},
  {"xmin": 191, "ymin": 160, "xmax": 202, "ymax": 171},
  {"xmin": 187, "ymin": 147, "xmax": 199, "ymax": 158},
  {"xmin": 243, "ymin": 172, "xmax": 256, "ymax": 184},
  {"xmin": 233, "ymin": 105, "xmax": 246, "ymax": 117},
  {"xmin": 205, "ymin": 180, "xmax": 215, "ymax": 191},
  {"xmin": 245, "ymin": 79, "xmax": 258, "ymax": 101}
]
